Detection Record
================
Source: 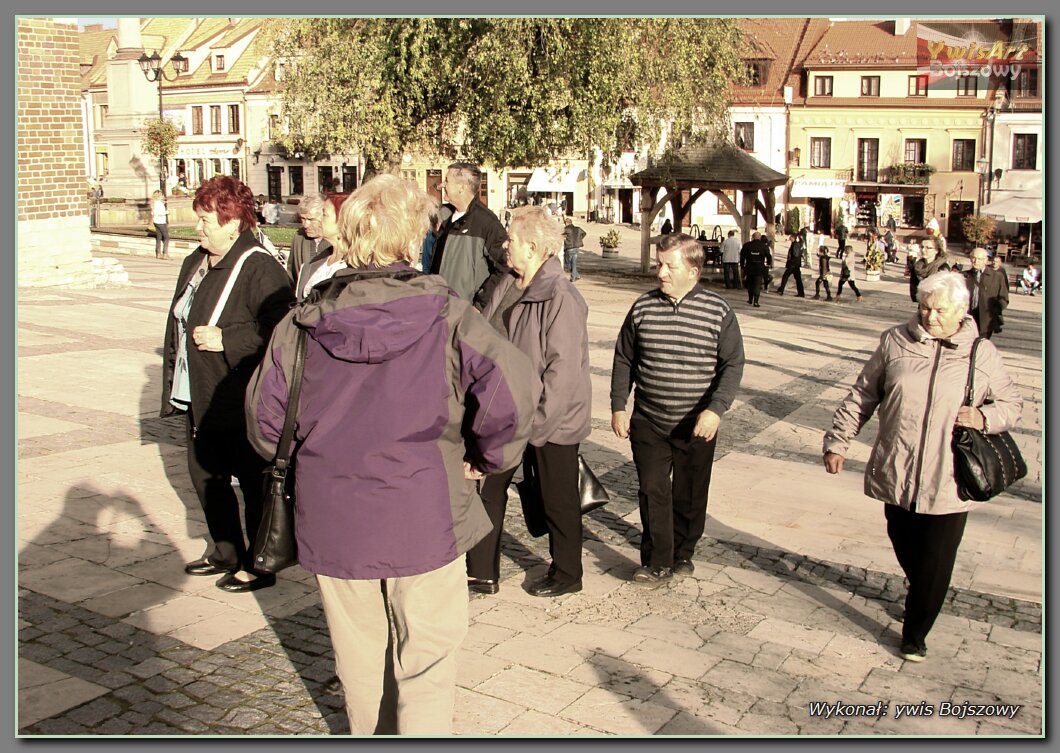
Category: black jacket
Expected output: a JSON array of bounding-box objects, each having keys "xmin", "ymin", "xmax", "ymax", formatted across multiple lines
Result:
[
  {"xmin": 161, "ymin": 230, "xmax": 295, "ymax": 432},
  {"xmin": 429, "ymin": 198, "xmax": 509, "ymax": 309},
  {"xmin": 785, "ymin": 239, "xmax": 805, "ymax": 270}
]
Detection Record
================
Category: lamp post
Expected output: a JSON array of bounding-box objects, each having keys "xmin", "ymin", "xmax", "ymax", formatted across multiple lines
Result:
[
  {"xmin": 975, "ymin": 157, "xmax": 990, "ymax": 220},
  {"xmin": 137, "ymin": 51, "xmax": 188, "ymax": 197}
]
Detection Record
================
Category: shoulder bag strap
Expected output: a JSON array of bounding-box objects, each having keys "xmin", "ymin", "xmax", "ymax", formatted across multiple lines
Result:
[
  {"xmin": 207, "ymin": 247, "xmax": 268, "ymax": 326},
  {"xmin": 274, "ymin": 328, "xmax": 308, "ymax": 470},
  {"xmin": 962, "ymin": 337, "xmax": 983, "ymax": 407}
]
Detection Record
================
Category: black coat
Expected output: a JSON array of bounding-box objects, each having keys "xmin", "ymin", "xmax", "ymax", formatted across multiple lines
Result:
[
  {"xmin": 785, "ymin": 240, "xmax": 805, "ymax": 270},
  {"xmin": 964, "ymin": 267, "xmax": 1009, "ymax": 337},
  {"xmin": 161, "ymin": 230, "xmax": 295, "ymax": 432}
]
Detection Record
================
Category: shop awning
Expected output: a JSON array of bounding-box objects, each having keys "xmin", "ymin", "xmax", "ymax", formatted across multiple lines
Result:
[
  {"xmin": 527, "ymin": 167, "xmax": 583, "ymax": 193},
  {"xmin": 980, "ymin": 195, "xmax": 1042, "ymax": 224},
  {"xmin": 602, "ymin": 176, "xmax": 634, "ymax": 190},
  {"xmin": 789, "ymin": 178, "xmax": 847, "ymax": 198}
]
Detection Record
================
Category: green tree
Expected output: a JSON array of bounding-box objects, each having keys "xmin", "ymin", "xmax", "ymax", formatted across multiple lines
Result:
[
  {"xmin": 258, "ymin": 18, "xmax": 746, "ymax": 174},
  {"xmin": 962, "ymin": 214, "xmax": 996, "ymax": 247},
  {"xmin": 141, "ymin": 118, "xmax": 179, "ymax": 195}
]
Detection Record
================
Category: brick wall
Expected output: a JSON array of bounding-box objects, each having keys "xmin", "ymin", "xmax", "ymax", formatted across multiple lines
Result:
[{"xmin": 18, "ymin": 18, "xmax": 95, "ymax": 286}]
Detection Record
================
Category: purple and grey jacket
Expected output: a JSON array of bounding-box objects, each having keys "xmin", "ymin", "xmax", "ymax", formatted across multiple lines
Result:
[{"xmin": 245, "ymin": 264, "xmax": 536, "ymax": 580}]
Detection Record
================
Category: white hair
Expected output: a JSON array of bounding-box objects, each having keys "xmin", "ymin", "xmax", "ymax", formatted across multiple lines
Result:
[{"xmin": 917, "ymin": 271, "xmax": 970, "ymax": 309}]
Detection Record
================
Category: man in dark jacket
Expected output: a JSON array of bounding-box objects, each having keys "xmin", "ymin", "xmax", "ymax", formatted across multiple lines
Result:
[
  {"xmin": 562, "ymin": 216, "xmax": 587, "ymax": 282},
  {"xmin": 775, "ymin": 233, "xmax": 806, "ymax": 297},
  {"xmin": 964, "ymin": 247, "xmax": 1009, "ymax": 339},
  {"xmin": 739, "ymin": 231, "xmax": 772, "ymax": 307},
  {"xmin": 835, "ymin": 217, "xmax": 848, "ymax": 258},
  {"xmin": 288, "ymin": 193, "xmax": 330, "ymax": 286},
  {"xmin": 429, "ymin": 162, "xmax": 508, "ymax": 309},
  {"xmin": 611, "ymin": 234, "xmax": 745, "ymax": 584}
]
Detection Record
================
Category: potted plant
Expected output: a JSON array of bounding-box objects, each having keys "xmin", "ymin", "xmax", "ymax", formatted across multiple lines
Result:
[
  {"xmin": 600, "ymin": 229, "xmax": 621, "ymax": 258},
  {"xmin": 863, "ymin": 241, "xmax": 886, "ymax": 282}
]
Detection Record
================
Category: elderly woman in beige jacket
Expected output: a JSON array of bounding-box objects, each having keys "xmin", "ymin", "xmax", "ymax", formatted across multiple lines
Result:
[{"xmin": 823, "ymin": 271, "xmax": 1022, "ymax": 663}]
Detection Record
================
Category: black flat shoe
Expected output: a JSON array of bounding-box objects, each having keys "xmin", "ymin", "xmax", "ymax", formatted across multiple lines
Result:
[
  {"xmin": 467, "ymin": 577, "xmax": 499, "ymax": 595},
  {"xmin": 528, "ymin": 576, "xmax": 582, "ymax": 597},
  {"xmin": 184, "ymin": 558, "xmax": 237, "ymax": 577},
  {"xmin": 215, "ymin": 571, "xmax": 276, "ymax": 593}
]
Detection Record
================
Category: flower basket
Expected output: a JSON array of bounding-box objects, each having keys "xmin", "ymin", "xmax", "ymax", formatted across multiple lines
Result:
[
  {"xmin": 863, "ymin": 243, "xmax": 886, "ymax": 280},
  {"xmin": 600, "ymin": 229, "xmax": 621, "ymax": 258}
]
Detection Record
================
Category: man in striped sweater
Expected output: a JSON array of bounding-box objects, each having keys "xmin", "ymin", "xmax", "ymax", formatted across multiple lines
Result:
[{"xmin": 610, "ymin": 234, "xmax": 746, "ymax": 584}]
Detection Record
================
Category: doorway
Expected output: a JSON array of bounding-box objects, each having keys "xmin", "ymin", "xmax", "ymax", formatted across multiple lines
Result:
[
  {"xmin": 947, "ymin": 201, "xmax": 974, "ymax": 246},
  {"xmin": 267, "ymin": 166, "xmax": 282, "ymax": 202},
  {"xmin": 618, "ymin": 189, "xmax": 633, "ymax": 224},
  {"xmin": 810, "ymin": 197, "xmax": 831, "ymax": 235}
]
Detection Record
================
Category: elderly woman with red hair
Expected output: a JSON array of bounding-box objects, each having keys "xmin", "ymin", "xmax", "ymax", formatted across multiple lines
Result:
[{"xmin": 161, "ymin": 175, "xmax": 294, "ymax": 593}]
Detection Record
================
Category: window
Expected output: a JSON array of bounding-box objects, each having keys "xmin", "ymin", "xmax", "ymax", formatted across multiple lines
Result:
[
  {"xmin": 860, "ymin": 76, "xmax": 880, "ymax": 97},
  {"xmin": 230, "ymin": 158, "xmax": 240, "ymax": 181},
  {"xmin": 318, "ymin": 166, "xmax": 334, "ymax": 191},
  {"xmin": 479, "ymin": 173, "xmax": 489, "ymax": 205},
  {"xmin": 268, "ymin": 114, "xmax": 280, "ymax": 140},
  {"xmin": 745, "ymin": 60, "xmax": 767, "ymax": 86},
  {"xmin": 904, "ymin": 139, "xmax": 926, "ymax": 164},
  {"xmin": 227, "ymin": 105, "xmax": 240, "ymax": 134},
  {"xmin": 814, "ymin": 76, "xmax": 833, "ymax": 96},
  {"xmin": 1014, "ymin": 68, "xmax": 1038, "ymax": 98},
  {"xmin": 734, "ymin": 122, "xmax": 755, "ymax": 151},
  {"xmin": 810, "ymin": 137, "xmax": 831, "ymax": 168},
  {"xmin": 857, "ymin": 138, "xmax": 879, "ymax": 182},
  {"xmin": 952, "ymin": 139, "xmax": 975, "ymax": 171},
  {"xmin": 210, "ymin": 106, "xmax": 222, "ymax": 135},
  {"xmin": 289, "ymin": 165, "xmax": 304, "ymax": 195},
  {"xmin": 214, "ymin": 55, "xmax": 225, "ymax": 72},
  {"xmin": 95, "ymin": 104, "xmax": 108, "ymax": 129},
  {"xmin": 956, "ymin": 74, "xmax": 977, "ymax": 97},
  {"xmin": 211, "ymin": 158, "xmax": 222, "ymax": 177},
  {"xmin": 191, "ymin": 106, "xmax": 203, "ymax": 135},
  {"xmin": 908, "ymin": 75, "xmax": 928, "ymax": 96},
  {"xmin": 1012, "ymin": 134, "xmax": 1037, "ymax": 170}
]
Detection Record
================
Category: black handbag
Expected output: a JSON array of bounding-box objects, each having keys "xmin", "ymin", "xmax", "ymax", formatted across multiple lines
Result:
[
  {"xmin": 253, "ymin": 328, "xmax": 308, "ymax": 573},
  {"xmin": 516, "ymin": 453, "xmax": 610, "ymax": 538},
  {"xmin": 951, "ymin": 338, "xmax": 1027, "ymax": 502}
]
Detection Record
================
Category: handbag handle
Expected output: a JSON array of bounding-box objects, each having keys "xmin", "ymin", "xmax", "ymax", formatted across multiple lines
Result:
[
  {"xmin": 274, "ymin": 328, "xmax": 309, "ymax": 474},
  {"xmin": 961, "ymin": 337, "xmax": 983, "ymax": 408}
]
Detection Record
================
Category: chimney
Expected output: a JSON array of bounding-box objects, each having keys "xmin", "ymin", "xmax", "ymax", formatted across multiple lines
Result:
[{"xmin": 895, "ymin": 18, "xmax": 911, "ymax": 36}]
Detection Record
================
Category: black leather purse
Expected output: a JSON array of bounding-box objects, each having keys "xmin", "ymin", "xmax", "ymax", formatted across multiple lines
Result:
[
  {"xmin": 253, "ymin": 328, "xmax": 308, "ymax": 573},
  {"xmin": 951, "ymin": 338, "xmax": 1026, "ymax": 502},
  {"xmin": 517, "ymin": 454, "xmax": 610, "ymax": 538}
]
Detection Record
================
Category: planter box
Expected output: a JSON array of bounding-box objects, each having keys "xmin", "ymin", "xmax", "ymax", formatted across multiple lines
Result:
[
  {"xmin": 865, "ymin": 270, "xmax": 881, "ymax": 282},
  {"xmin": 601, "ymin": 246, "xmax": 619, "ymax": 258}
]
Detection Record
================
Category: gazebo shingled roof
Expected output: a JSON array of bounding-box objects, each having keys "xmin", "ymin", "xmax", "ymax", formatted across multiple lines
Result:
[{"xmin": 630, "ymin": 142, "xmax": 788, "ymax": 191}]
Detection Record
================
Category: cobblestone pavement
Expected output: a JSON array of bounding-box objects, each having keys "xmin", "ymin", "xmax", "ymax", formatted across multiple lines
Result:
[{"xmin": 17, "ymin": 232, "xmax": 1043, "ymax": 736}]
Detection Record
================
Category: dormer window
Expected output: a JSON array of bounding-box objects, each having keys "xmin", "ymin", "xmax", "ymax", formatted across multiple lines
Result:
[
  {"xmin": 745, "ymin": 60, "xmax": 768, "ymax": 86},
  {"xmin": 214, "ymin": 54, "xmax": 226, "ymax": 73}
]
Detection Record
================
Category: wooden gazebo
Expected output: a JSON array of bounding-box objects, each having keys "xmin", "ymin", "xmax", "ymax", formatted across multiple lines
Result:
[{"xmin": 629, "ymin": 143, "xmax": 789, "ymax": 272}]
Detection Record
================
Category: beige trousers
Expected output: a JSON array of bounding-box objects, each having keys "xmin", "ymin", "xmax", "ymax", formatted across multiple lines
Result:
[{"xmin": 316, "ymin": 555, "xmax": 468, "ymax": 735}]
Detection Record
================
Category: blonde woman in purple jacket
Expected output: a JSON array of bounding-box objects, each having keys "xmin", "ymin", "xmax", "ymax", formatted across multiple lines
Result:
[{"xmin": 823, "ymin": 271, "xmax": 1022, "ymax": 663}]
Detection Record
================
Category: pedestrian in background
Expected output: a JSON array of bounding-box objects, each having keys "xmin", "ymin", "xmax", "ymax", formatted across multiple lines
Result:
[
  {"xmin": 910, "ymin": 238, "xmax": 949, "ymax": 302},
  {"xmin": 151, "ymin": 190, "xmax": 170, "ymax": 260},
  {"xmin": 813, "ymin": 245, "xmax": 833, "ymax": 301},
  {"xmin": 740, "ymin": 231, "xmax": 771, "ymax": 307},
  {"xmin": 835, "ymin": 246, "xmax": 862, "ymax": 302},
  {"xmin": 288, "ymin": 193, "xmax": 330, "ymax": 288},
  {"xmin": 247, "ymin": 174, "xmax": 535, "ymax": 734},
  {"xmin": 160, "ymin": 175, "xmax": 294, "ymax": 594},
  {"xmin": 562, "ymin": 216, "xmax": 587, "ymax": 283},
  {"xmin": 964, "ymin": 247, "xmax": 1008, "ymax": 339},
  {"xmin": 720, "ymin": 229, "xmax": 742, "ymax": 289},
  {"xmin": 295, "ymin": 193, "xmax": 350, "ymax": 301},
  {"xmin": 775, "ymin": 232, "xmax": 806, "ymax": 297},
  {"xmin": 823, "ymin": 271, "xmax": 1022, "ymax": 662}
]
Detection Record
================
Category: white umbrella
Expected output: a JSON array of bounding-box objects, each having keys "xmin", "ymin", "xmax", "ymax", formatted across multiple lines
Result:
[{"xmin": 979, "ymin": 195, "xmax": 1043, "ymax": 224}]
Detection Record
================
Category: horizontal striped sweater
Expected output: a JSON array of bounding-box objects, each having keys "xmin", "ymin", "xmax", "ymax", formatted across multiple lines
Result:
[{"xmin": 610, "ymin": 284, "xmax": 745, "ymax": 434}]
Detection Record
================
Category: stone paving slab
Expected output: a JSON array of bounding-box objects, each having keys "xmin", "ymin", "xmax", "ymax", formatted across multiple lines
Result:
[{"xmin": 16, "ymin": 248, "xmax": 1043, "ymax": 737}]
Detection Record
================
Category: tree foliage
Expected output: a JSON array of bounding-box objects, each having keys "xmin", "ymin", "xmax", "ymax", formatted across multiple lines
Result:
[
  {"xmin": 258, "ymin": 18, "xmax": 747, "ymax": 173},
  {"xmin": 962, "ymin": 214, "xmax": 996, "ymax": 247}
]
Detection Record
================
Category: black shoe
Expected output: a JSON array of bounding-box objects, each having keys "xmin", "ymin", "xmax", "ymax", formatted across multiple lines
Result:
[
  {"xmin": 184, "ymin": 558, "xmax": 237, "ymax": 577},
  {"xmin": 673, "ymin": 559, "xmax": 695, "ymax": 576},
  {"xmin": 468, "ymin": 577, "xmax": 499, "ymax": 595},
  {"xmin": 632, "ymin": 565, "xmax": 674, "ymax": 584},
  {"xmin": 899, "ymin": 641, "xmax": 927, "ymax": 662},
  {"xmin": 215, "ymin": 571, "xmax": 276, "ymax": 593},
  {"xmin": 528, "ymin": 576, "xmax": 582, "ymax": 597},
  {"xmin": 812, "ymin": 294, "xmax": 820, "ymax": 300},
  {"xmin": 753, "ymin": 302, "xmax": 761, "ymax": 307},
  {"xmin": 775, "ymin": 290, "xmax": 784, "ymax": 295},
  {"xmin": 795, "ymin": 293, "xmax": 806, "ymax": 298}
]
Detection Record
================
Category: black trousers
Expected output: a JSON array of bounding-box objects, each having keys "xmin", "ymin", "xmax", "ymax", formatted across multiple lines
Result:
[
  {"xmin": 185, "ymin": 418, "xmax": 269, "ymax": 572},
  {"xmin": 837, "ymin": 278, "xmax": 861, "ymax": 297},
  {"xmin": 466, "ymin": 443, "xmax": 582, "ymax": 584},
  {"xmin": 630, "ymin": 415, "xmax": 717, "ymax": 568},
  {"xmin": 778, "ymin": 267, "xmax": 804, "ymax": 295},
  {"xmin": 814, "ymin": 278, "xmax": 832, "ymax": 299},
  {"xmin": 885, "ymin": 504, "xmax": 968, "ymax": 649},
  {"xmin": 746, "ymin": 273, "xmax": 765, "ymax": 303},
  {"xmin": 465, "ymin": 460, "xmax": 521, "ymax": 581}
]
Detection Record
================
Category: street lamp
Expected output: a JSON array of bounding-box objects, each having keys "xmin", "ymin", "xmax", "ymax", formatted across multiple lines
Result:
[
  {"xmin": 138, "ymin": 51, "xmax": 189, "ymax": 196},
  {"xmin": 976, "ymin": 157, "xmax": 990, "ymax": 219}
]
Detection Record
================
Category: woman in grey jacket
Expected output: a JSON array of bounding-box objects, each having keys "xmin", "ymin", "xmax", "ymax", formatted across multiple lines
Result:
[
  {"xmin": 466, "ymin": 205, "xmax": 592, "ymax": 597},
  {"xmin": 823, "ymin": 271, "xmax": 1022, "ymax": 662}
]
